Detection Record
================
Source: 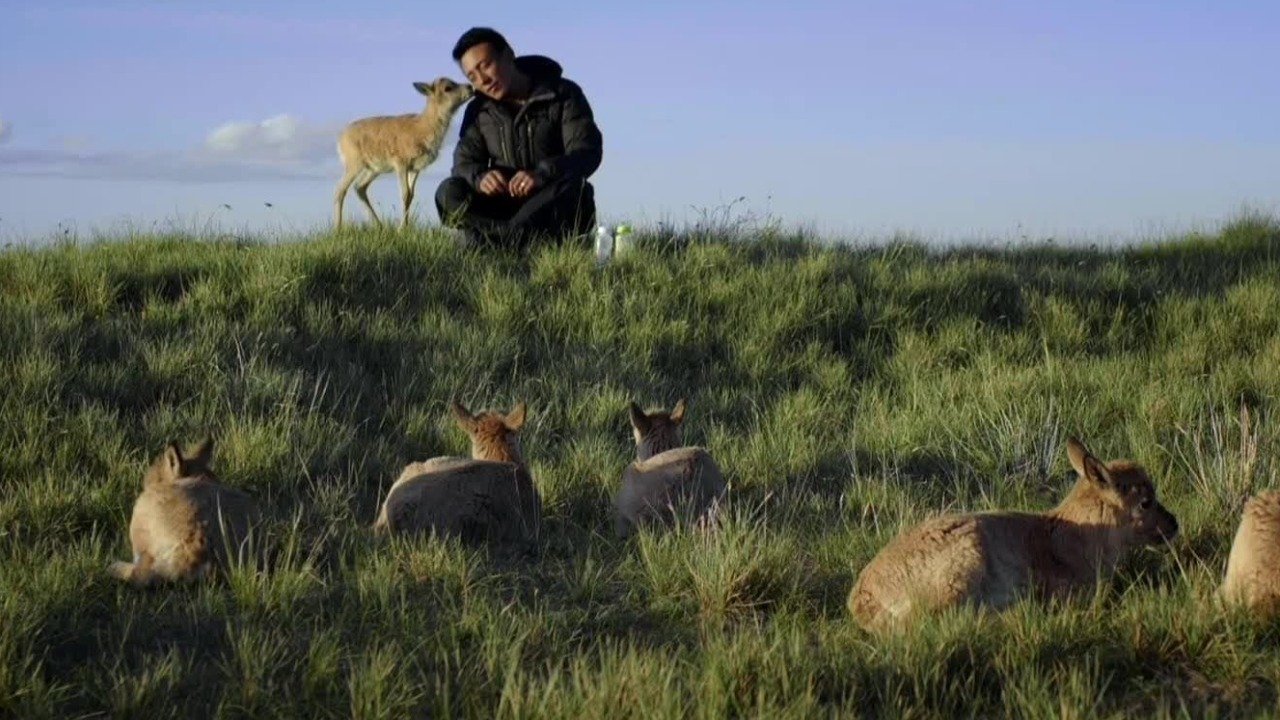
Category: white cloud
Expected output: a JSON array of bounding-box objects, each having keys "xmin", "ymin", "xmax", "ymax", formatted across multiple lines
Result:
[
  {"xmin": 0, "ymin": 118, "xmax": 11, "ymax": 145},
  {"xmin": 0, "ymin": 113, "xmax": 427, "ymax": 183},
  {"xmin": 203, "ymin": 114, "xmax": 338, "ymax": 163},
  {"xmin": 0, "ymin": 112, "xmax": 462, "ymax": 183},
  {"xmin": 0, "ymin": 147, "xmax": 337, "ymax": 183}
]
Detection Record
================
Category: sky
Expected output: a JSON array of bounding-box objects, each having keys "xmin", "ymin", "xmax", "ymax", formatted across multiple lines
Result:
[{"xmin": 0, "ymin": 0, "xmax": 1277, "ymax": 244}]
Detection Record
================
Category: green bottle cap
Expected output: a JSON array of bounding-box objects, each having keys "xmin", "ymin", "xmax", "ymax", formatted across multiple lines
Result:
[{"xmin": 615, "ymin": 224, "xmax": 632, "ymax": 234}]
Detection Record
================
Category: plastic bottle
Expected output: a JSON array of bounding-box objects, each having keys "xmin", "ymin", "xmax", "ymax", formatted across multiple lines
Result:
[
  {"xmin": 594, "ymin": 225, "xmax": 614, "ymax": 266},
  {"xmin": 613, "ymin": 224, "xmax": 634, "ymax": 256}
]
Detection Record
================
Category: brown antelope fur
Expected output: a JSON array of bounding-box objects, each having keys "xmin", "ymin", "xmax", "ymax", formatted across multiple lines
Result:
[
  {"xmin": 372, "ymin": 401, "xmax": 542, "ymax": 547},
  {"xmin": 333, "ymin": 77, "xmax": 474, "ymax": 229},
  {"xmin": 847, "ymin": 437, "xmax": 1179, "ymax": 633},
  {"xmin": 612, "ymin": 398, "xmax": 727, "ymax": 538},
  {"xmin": 108, "ymin": 438, "xmax": 261, "ymax": 587},
  {"xmin": 1219, "ymin": 490, "xmax": 1280, "ymax": 618}
]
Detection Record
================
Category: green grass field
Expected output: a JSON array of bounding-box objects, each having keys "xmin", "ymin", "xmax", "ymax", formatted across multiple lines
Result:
[{"xmin": 3, "ymin": 213, "xmax": 1280, "ymax": 718}]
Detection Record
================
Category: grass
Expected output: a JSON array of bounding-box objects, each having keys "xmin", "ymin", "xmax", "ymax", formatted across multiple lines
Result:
[{"xmin": 2, "ymin": 211, "xmax": 1280, "ymax": 718}]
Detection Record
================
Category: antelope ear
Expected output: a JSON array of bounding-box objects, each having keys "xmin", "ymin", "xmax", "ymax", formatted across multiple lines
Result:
[
  {"xmin": 628, "ymin": 402, "xmax": 650, "ymax": 434},
  {"xmin": 189, "ymin": 436, "xmax": 215, "ymax": 466},
  {"xmin": 413, "ymin": 80, "xmax": 434, "ymax": 96},
  {"xmin": 505, "ymin": 401, "xmax": 527, "ymax": 430},
  {"xmin": 450, "ymin": 401, "xmax": 475, "ymax": 430},
  {"xmin": 669, "ymin": 397, "xmax": 687, "ymax": 424},
  {"xmin": 1066, "ymin": 437, "xmax": 1110, "ymax": 487},
  {"xmin": 163, "ymin": 442, "xmax": 184, "ymax": 475}
]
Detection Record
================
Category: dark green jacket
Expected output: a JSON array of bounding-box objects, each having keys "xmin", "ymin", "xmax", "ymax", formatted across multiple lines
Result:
[{"xmin": 450, "ymin": 55, "xmax": 604, "ymax": 188}]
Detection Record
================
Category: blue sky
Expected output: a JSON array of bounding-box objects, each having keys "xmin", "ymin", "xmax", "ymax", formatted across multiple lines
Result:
[{"xmin": 1, "ymin": 0, "xmax": 1277, "ymax": 243}]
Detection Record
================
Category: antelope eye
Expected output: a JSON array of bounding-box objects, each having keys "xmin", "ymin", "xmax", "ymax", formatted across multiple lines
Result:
[{"xmin": 1140, "ymin": 497, "xmax": 1153, "ymax": 509}]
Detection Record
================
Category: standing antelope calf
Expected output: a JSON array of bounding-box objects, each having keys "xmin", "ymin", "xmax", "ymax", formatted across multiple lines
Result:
[
  {"xmin": 333, "ymin": 77, "xmax": 474, "ymax": 230},
  {"xmin": 1218, "ymin": 490, "xmax": 1280, "ymax": 619},
  {"xmin": 373, "ymin": 401, "xmax": 542, "ymax": 548},
  {"xmin": 108, "ymin": 438, "xmax": 262, "ymax": 587},
  {"xmin": 612, "ymin": 398, "xmax": 727, "ymax": 538},
  {"xmin": 847, "ymin": 437, "xmax": 1179, "ymax": 633}
]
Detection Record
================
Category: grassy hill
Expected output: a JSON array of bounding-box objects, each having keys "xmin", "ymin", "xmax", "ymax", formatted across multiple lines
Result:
[{"xmin": 3, "ymin": 215, "xmax": 1280, "ymax": 718}]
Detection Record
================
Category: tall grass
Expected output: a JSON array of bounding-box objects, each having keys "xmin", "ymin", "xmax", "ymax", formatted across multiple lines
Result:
[{"xmin": 2, "ymin": 212, "xmax": 1280, "ymax": 717}]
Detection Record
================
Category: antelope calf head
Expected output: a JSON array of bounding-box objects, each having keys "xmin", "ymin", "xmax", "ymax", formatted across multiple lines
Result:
[
  {"xmin": 1065, "ymin": 437, "xmax": 1179, "ymax": 546},
  {"xmin": 142, "ymin": 437, "xmax": 216, "ymax": 488},
  {"xmin": 628, "ymin": 398, "xmax": 686, "ymax": 461},
  {"xmin": 451, "ymin": 400, "xmax": 527, "ymax": 464},
  {"xmin": 413, "ymin": 76, "xmax": 475, "ymax": 114}
]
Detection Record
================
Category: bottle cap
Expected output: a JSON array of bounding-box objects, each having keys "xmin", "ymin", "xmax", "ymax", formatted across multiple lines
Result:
[{"xmin": 615, "ymin": 224, "xmax": 632, "ymax": 234}]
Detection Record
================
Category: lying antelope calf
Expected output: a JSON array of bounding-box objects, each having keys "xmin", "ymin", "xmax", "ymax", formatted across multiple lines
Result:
[
  {"xmin": 848, "ymin": 437, "xmax": 1178, "ymax": 633},
  {"xmin": 373, "ymin": 401, "xmax": 541, "ymax": 547},
  {"xmin": 613, "ymin": 398, "xmax": 726, "ymax": 537},
  {"xmin": 109, "ymin": 438, "xmax": 261, "ymax": 586},
  {"xmin": 1219, "ymin": 490, "xmax": 1280, "ymax": 619}
]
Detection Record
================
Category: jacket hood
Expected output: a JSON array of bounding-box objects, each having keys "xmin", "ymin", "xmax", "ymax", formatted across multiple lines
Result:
[{"xmin": 515, "ymin": 55, "xmax": 564, "ymax": 85}]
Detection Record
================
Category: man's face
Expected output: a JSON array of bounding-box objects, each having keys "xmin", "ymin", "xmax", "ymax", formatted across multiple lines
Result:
[{"xmin": 460, "ymin": 42, "xmax": 515, "ymax": 101}]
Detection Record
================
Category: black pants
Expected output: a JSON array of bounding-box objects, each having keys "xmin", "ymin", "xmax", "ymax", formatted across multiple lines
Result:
[{"xmin": 434, "ymin": 175, "xmax": 596, "ymax": 250}]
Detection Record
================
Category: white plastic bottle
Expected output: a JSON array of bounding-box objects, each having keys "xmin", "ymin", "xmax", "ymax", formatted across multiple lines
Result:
[
  {"xmin": 594, "ymin": 225, "xmax": 614, "ymax": 266},
  {"xmin": 613, "ymin": 224, "xmax": 634, "ymax": 256}
]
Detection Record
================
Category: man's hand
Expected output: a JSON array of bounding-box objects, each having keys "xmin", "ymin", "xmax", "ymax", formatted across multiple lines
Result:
[
  {"xmin": 477, "ymin": 169, "xmax": 508, "ymax": 196},
  {"xmin": 508, "ymin": 170, "xmax": 542, "ymax": 198}
]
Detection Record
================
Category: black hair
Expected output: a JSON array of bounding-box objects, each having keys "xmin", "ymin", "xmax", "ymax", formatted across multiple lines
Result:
[{"xmin": 452, "ymin": 27, "xmax": 511, "ymax": 62}]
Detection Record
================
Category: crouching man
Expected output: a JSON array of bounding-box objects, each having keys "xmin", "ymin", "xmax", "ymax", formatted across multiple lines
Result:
[{"xmin": 435, "ymin": 27, "xmax": 604, "ymax": 250}]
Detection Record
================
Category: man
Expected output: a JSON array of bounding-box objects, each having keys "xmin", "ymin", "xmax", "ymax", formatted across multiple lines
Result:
[{"xmin": 435, "ymin": 27, "xmax": 604, "ymax": 250}]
